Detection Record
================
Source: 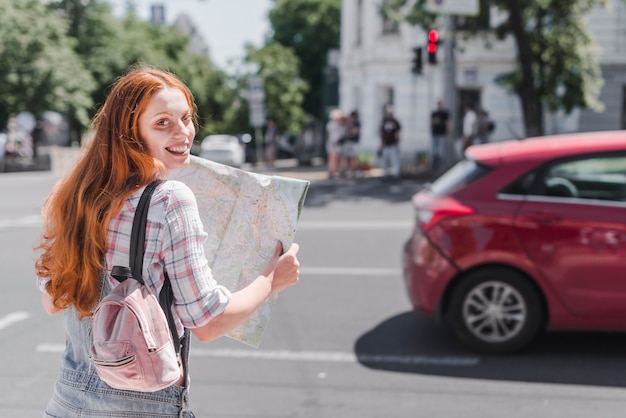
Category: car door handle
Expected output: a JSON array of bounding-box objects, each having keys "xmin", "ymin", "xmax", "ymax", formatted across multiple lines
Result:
[{"xmin": 528, "ymin": 212, "xmax": 562, "ymax": 225}]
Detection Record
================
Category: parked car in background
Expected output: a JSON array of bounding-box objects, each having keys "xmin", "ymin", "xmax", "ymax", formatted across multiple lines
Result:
[
  {"xmin": 199, "ymin": 134, "xmax": 245, "ymax": 168},
  {"xmin": 403, "ymin": 131, "xmax": 626, "ymax": 353}
]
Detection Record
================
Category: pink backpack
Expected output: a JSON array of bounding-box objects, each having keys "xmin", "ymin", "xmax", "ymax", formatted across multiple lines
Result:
[{"xmin": 91, "ymin": 182, "xmax": 185, "ymax": 392}]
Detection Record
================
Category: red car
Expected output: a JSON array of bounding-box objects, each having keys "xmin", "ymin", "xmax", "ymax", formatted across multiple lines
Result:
[{"xmin": 403, "ymin": 131, "xmax": 626, "ymax": 353}]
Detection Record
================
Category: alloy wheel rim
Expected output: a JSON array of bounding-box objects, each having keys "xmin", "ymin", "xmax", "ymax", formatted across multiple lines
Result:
[{"xmin": 462, "ymin": 281, "xmax": 526, "ymax": 343}]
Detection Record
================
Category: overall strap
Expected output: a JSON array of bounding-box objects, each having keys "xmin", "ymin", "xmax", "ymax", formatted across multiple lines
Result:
[
  {"xmin": 129, "ymin": 181, "xmax": 159, "ymax": 282},
  {"xmin": 111, "ymin": 181, "xmax": 182, "ymax": 355}
]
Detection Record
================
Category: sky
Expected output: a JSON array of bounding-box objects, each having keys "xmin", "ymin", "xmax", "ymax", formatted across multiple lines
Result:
[{"xmin": 109, "ymin": 0, "xmax": 273, "ymax": 70}]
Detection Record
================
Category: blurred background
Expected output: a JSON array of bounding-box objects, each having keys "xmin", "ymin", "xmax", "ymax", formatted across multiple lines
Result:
[{"xmin": 1, "ymin": 0, "xmax": 625, "ymax": 174}]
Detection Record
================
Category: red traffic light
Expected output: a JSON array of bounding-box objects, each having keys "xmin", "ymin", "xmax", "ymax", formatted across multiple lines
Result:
[
  {"xmin": 427, "ymin": 29, "xmax": 439, "ymax": 64},
  {"xmin": 428, "ymin": 29, "xmax": 439, "ymax": 43}
]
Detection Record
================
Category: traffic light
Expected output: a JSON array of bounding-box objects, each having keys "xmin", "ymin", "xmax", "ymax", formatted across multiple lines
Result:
[
  {"xmin": 411, "ymin": 47, "xmax": 423, "ymax": 74},
  {"xmin": 427, "ymin": 29, "xmax": 439, "ymax": 64}
]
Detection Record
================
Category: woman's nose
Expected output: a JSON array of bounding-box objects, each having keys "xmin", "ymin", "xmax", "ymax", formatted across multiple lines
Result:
[{"xmin": 175, "ymin": 120, "xmax": 191, "ymax": 136}]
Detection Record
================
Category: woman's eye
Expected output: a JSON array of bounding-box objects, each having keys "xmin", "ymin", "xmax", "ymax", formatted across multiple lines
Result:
[
  {"xmin": 157, "ymin": 119, "xmax": 169, "ymax": 126},
  {"xmin": 182, "ymin": 114, "xmax": 192, "ymax": 122}
]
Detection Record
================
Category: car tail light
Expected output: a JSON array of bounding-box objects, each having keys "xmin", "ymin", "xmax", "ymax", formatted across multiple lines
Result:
[{"xmin": 413, "ymin": 195, "xmax": 474, "ymax": 231}]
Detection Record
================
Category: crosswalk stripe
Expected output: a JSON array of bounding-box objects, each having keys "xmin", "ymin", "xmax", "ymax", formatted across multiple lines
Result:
[{"xmin": 0, "ymin": 311, "xmax": 32, "ymax": 330}]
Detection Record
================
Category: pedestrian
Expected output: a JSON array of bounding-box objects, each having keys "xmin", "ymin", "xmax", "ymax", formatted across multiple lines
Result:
[
  {"xmin": 339, "ymin": 110, "xmax": 361, "ymax": 178},
  {"xmin": 462, "ymin": 105, "xmax": 477, "ymax": 151},
  {"xmin": 476, "ymin": 108, "xmax": 494, "ymax": 144},
  {"xmin": 265, "ymin": 118, "xmax": 278, "ymax": 167},
  {"xmin": 325, "ymin": 108, "xmax": 345, "ymax": 179},
  {"xmin": 430, "ymin": 100, "xmax": 450, "ymax": 171},
  {"xmin": 35, "ymin": 65, "xmax": 300, "ymax": 417},
  {"xmin": 379, "ymin": 104, "xmax": 402, "ymax": 181}
]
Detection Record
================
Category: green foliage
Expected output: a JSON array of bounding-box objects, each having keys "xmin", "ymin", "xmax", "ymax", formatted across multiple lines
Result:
[
  {"xmin": 490, "ymin": 0, "xmax": 605, "ymax": 114},
  {"xmin": 0, "ymin": 0, "xmax": 237, "ymax": 142},
  {"xmin": 0, "ymin": 0, "xmax": 329, "ymax": 142},
  {"xmin": 269, "ymin": 0, "xmax": 341, "ymax": 117},
  {"xmin": 247, "ymin": 42, "xmax": 309, "ymax": 134},
  {"xmin": 0, "ymin": 0, "xmax": 95, "ymax": 129}
]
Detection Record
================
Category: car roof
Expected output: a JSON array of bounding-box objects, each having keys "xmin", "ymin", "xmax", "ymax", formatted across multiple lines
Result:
[{"xmin": 466, "ymin": 130, "xmax": 626, "ymax": 166}]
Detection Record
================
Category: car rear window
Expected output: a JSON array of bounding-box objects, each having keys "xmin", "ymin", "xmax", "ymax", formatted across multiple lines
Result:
[{"xmin": 428, "ymin": 159, "xmax": 492, "ymax": 197}]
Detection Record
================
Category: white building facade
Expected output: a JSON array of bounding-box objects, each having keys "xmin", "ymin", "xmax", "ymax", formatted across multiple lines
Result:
[{"xmin": 339, "ymin": 0, "xmax": 626, "ymax": 168}]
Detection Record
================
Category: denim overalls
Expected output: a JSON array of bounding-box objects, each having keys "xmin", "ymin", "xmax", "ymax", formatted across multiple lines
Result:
[{"xmin": 43, "ymin": 276, "xmax": 194, "ymax": 418}]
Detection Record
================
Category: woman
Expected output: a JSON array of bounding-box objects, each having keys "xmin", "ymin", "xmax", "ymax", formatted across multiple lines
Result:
[
  {"xmin": 35, "ymin": 66, "xmax": 300, "ymax": 417},
  {"xmin": 325, "ymin": 108, "xmax": 345, "ymax": 179}
]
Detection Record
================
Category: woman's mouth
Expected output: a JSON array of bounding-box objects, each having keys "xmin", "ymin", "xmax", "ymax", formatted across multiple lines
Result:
[{"xmin": 166, "ymin": 145, "xmax": 188, "ymax": 155}]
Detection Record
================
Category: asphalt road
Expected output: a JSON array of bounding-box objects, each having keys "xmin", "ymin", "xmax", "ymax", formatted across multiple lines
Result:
[{"xmin": 2, "ymin": 168, "xmax": 626, "ymax": 417}]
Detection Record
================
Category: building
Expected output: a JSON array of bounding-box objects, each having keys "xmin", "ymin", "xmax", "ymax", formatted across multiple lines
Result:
[
  {"xmin": 339, "ymin": 0, "xmax": 626, "ymax": 169},
  {"xmin": 149, "ymin": 3, "xmax": 210, "ymax": 58}
]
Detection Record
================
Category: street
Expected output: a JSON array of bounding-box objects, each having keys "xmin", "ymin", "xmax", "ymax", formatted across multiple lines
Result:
[{"xmin": 2, "ymin": 169, "xmax": 626, "ymax": 417}]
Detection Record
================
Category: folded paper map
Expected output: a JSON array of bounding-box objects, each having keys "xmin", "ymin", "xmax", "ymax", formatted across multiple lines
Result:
[{"xmin": 170, "ymin": 156, "xmax": 309, "ymax": 347}]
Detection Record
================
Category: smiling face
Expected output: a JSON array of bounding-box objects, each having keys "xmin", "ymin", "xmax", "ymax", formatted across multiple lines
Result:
[{"xmin": 138, "ymin": 86, "xmax": 195, "ymax": 170}]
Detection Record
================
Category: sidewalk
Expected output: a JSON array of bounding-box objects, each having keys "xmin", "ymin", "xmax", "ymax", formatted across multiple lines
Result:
[
  {"xmin": 258, "ymin": 158, "xmax": 437, "ymax": 183},
  {"xmin": 12, "ymin": 146, "xmax": 436, "ymax": 183},
  {"xmin": 250, "ymin": 157, "xmax": 386, "ymax": 182}
]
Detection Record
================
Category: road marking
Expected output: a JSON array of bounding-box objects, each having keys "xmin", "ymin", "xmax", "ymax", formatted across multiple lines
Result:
[
  {"xmin": 298, "ymin": 221, "xmax": 412, "ymax": 230},
  {"xmin": 191, "ymin": 349, "xmax": 480, "ymax": 367},
  {"xmin": 301, "ymin": 267, "xmax": 401, "ymax": 276},
  {"xmin": 36, "ymin": 344, "xmax": 65, "ymax": 353},
  {"xmin": 36, "ymin": 345, "xmax": 479, "ymax": 367},
  {"xmin": 0, "ymin": 215, "xmax": 41, "ymax": 230},
  {"xmin": 0, "ymin": 311, "xmax": 32, "ymax": 330}
]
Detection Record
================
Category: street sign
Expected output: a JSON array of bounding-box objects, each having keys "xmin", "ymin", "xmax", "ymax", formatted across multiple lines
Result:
[
  {"xmin": 249, "ymin": 103, "xmax": 266, "ymax": 128},
  {"xmin": 247, "ymin": 76, "xmax": 265, "ymax": 102},
  {"xmin": 247, "ymin": 76, "xmax": 265, "ymax": 128},
  {"xmin": 425, "ymin": 0, "xmax": 479, "ymax": 16}
]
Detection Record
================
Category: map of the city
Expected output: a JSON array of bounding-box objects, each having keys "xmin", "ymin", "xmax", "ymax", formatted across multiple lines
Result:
[{"xmin": 170, "ymin": 156, "xmax": 309, "ymax": 347}]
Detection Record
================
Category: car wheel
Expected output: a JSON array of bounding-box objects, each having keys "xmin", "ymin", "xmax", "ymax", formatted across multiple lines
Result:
[{"xmin": 446, "ymin": 267, "xmax": 545, "ymax": 353}]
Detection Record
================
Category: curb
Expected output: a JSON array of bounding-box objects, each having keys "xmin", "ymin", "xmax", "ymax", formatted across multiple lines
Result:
[{"xmin": 2, "ymin": 146, "xmax": 438, "ymax": 184}]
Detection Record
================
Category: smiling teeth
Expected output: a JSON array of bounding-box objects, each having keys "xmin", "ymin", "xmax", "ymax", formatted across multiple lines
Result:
[{"xmin": 168, "ymin": 146, "xmax": 187, "ymax": 153}]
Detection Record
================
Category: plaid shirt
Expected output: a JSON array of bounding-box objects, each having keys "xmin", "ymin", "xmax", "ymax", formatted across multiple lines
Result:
[
  {"xmin": 106, "ymin": 181, "xmax": 232, "ymax": 335},
  {"xmin": 38, "ymin": 180, "xmax": 232, "ymax": 335}
]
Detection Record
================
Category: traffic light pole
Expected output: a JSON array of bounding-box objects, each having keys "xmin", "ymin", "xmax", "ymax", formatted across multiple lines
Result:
[{"xmin": 443, "ymin": 15, "xmax": 459, "ymax": 162}]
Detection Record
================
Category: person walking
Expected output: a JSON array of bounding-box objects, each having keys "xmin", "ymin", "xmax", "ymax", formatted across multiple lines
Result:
[
  {"xmin": 430, "ymin": 100, "xmax": 450, "ymax": 172},
  {"xmin": 339, "ymin": 110, "xmax": 361, "ymax": 178},
  {"xmin": 462, "ymin": 105, "xmax": 478, "ymax": 151},
  {"xmin": 325, "ymin": 108, "xmax": 345, "ymax": 179},
  {"xmin": 35, "ymin": 65, "xmax": 300, "ymax": 417},
  {"xmin": 265, "ymin": 118, "xmax": 278, "ymax": 167},
  {"xmin": 476, "ymin": 108, "xmax": 494, "ymax": 144},
  {"xmin": 379, "ymin": 104, "xmax": 402, "ymax": 181}
]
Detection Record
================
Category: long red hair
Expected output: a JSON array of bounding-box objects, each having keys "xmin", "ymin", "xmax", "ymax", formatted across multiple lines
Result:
[{"xmin": 35, "ymin": 65, "xmax": 198, "ymax": 317}]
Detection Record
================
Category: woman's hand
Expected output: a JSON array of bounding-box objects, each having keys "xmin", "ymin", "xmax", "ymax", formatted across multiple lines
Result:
[
  {"xmin": 192, "ymin": 241, "xmax": 300, "ymax": 343},
  {"xmin": 262, "ymin": 241, "xmax": 300, "ymax": 295}
]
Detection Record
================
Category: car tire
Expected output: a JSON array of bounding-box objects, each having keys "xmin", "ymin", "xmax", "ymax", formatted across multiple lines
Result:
[{"xmin": 446, "ymin": 267, "xmax": 545, "ymax": 354}]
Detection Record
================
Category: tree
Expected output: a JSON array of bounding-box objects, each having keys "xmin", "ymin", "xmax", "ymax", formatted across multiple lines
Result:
[
  {"xmin": 385, "ymin": 0, "xmax": 609, "ymax": 137},
  {"xmin": 269, "ymin": 0, "xmax": 341, "ymax": 118},
  {"xmin": 0, "ymin": 0, "xmax": 95, "ymax": 132},
  {"xmin": 48, "ymin": 0, "xmax": 234, "ymax": 141},
  {"xmin": 246, "ymin": 42, "xmax": 309, "ymax": 134}
]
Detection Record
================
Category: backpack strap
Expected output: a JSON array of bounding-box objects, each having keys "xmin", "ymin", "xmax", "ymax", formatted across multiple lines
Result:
[{"xmin": 111, "ymin": 181, "xmax": 182, "ymax": 355}]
